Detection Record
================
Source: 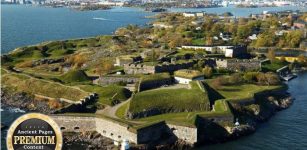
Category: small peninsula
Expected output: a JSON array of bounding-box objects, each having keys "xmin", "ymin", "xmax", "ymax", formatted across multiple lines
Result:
[{"xmin": 1, "ymin": 10, "xmax": 306, "ymax": 149}]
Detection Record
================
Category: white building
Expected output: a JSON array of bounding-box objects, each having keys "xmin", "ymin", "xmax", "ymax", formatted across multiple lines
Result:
[
  {"xmin": 248, "ymin": 34, "xmax": 258, "ymax": 40},
  {"xmin": 181, "ymin": 45, "xmax": 214, "ymax": 52},
  {"xmin": 174, "ymin": 69, "xmax": 204, "ymax": 84},
  {"xmin": 183, "ymin": 13, "xmax": 196, "ymax": 17}
]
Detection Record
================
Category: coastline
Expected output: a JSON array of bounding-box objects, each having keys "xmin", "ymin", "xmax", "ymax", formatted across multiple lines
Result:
[{"xmin": 1, "ymin": 84, "xmax": 293, "ymax": 149}]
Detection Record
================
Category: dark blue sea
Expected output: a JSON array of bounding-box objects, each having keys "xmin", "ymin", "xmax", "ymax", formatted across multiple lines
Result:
[{"xmin": 1, "ymin": 4, "xmax": 307, "ymax": 150}]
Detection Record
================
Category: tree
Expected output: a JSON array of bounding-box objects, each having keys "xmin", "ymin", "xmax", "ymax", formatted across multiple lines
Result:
[
  {"xmin": 243, "ymin": 72, "xmax": 259, "ymax": 83},
  {"xmin": 96, "ymin": 60, "xmax": 114, "ymax": 77},
  {"xmin": 267, "ymin": 49, "xmax": 275, "ymax": 62},
  {"xmin": 279, "ymin": 56, "xmax": 286, "ymax": 63},
  {"xmin": 283, "ymin": 31, "xmax": 303, "ymax": 48},
  {"xmin": 211, "ymin": 77, "xmax": 223, "ymax": 89},
  {"xmin": 203, "ymin": 66, "xmax": 213, "ymax": 78},
  {"xmin": 265, "ymin": 72, "xmax": 280, "ymax": 86},
  {"xmin": 297, "ymin": 54, "xmax": 306, "ymax": 63},
  {"xmin": 228, "ymin": 73, "xmax": 244, "ymax": 85}
]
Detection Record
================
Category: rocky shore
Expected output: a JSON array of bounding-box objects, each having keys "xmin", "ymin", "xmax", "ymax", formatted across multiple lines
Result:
[
  {"xmin": 1, "ymin": 88, "xmax": 55, "ymax": 114},
  {"xmin": 62, "ymin": 131, "xmax": 116, "ymax": 150}
]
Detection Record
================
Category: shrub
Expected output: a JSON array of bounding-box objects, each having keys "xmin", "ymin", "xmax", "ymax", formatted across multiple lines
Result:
[
  {"xmin": 243, "ymin": 72, "xmax": 259, "ymax": 83},
  {"xmin": 228, "ymin": 73, "xmax": 244, "ymax": 85},
  {"xmin": 203, "ymin": 66, "xmax": 213, "ymax": 78}
]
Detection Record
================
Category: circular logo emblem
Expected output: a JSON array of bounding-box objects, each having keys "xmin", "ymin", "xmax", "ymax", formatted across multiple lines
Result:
[{"xmin": 7, "ymin": 113, "xmax": 62, "ymax": 150}]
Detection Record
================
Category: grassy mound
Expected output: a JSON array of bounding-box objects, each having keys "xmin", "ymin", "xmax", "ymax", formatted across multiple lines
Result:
[
  {"xmin": 60, "ymin": 70, "xmax": 90, "ymax": 83},
  {"xmin": 206, "ymin": 79, "xmax": 283, "ymax": 102},
  {"xmin": 141, "ymin": 73, "xmax": 171, "ymax": 83},
  {"xmin": 129, "ymin": 81, "xmax": 210, "ymax": 115},
  {"xmin": 1, "ymin": 73, "xmax": 89, "ymax": 101},
  {"xmin": 78, "ymin": 85, "xmax": 132, "ymax": 106}
]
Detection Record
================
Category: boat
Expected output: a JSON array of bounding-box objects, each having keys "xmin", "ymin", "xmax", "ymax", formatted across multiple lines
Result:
[{"xmin": 281, "ymin": 74, "xmax": 297, "ymax": 81}]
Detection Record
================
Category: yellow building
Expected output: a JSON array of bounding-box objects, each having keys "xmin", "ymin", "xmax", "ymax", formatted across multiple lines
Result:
[{"xmin": 275, "ymin": 56, "xmax": 299, "ymax": 62}]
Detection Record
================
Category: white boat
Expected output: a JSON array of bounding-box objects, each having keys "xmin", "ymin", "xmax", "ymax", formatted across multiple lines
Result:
[{"xmin": 281, "ymin": 74, "xmax": 297, "ymax": 81}]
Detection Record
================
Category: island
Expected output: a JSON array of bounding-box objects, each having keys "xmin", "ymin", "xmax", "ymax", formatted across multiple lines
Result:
[{"xmin": 1, "ymin": 10, "xmax": 306, "ymax": 149}]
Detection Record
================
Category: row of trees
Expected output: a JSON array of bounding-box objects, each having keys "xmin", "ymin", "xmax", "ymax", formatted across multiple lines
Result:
[{"xmin": 211, "ymin": 72, "xmax": 281, "ymax": 89}]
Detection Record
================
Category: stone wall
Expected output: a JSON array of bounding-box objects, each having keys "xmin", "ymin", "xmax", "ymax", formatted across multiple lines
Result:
[
  {"xmin": 166, "ymin": 124, "xmax": 198, "ymax": 144},
  {"xmin": 51, "ymin": 115, "xmax": 199, "ymax": 145},
  {"xmin": 136, "ymin": 121, "xmax": 168, "ymax": 144},
  {"xmin": 124, "ymin": 64, "xmax": 156, "ymax": 74},
  {"xmin": 95, "ymin": 76, "xmax": 139, "ymax": 86},
  {"xmin": 216, "ymin": 59, "xmax": 261, "ymax": 71},
  {"xmin": 95, "ymin": 118, "xmax": 138, "ymax": 143},
  {"xmin": 52, "ymin": 116, "xmax": 96, "ymax": 132},
  {"xmin": 124, "ymin": 61, "xmax": 195, "ymax": 75}
]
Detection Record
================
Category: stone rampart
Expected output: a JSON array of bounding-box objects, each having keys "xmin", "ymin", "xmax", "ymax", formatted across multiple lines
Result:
[
  {"xmin": 166, "ymin": 124, "xmax": 198, "ymax": 144},
  {"xmin": 95, "ymin": 118, "xmax": 138, "ymax": 143},
  {"xmin": 51, "ymin": 116, "xmax": 96, "ymax": 132},
  {"xmin": 216, "ymin": 59, "xmax": 261, "ymax": 71},
  {"xmin": 50, "ymin": 115, "xmax": 199, "ymax": 145},
  {"xmin": 95, "ymin": 76, "xmax": 139, "ymax": 86},
  {"xmin": 124, "ymin": 61, "xmax": 195, "ymax": 75}
]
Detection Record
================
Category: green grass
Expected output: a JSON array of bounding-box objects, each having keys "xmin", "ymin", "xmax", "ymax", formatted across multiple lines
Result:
[
  {"xmin": 78, "ymin": 84, "xmax": 132, "ymax": 106},
  {"xmin": 214, "ymin": 100, "xmax": 230, "ymax": 113},
  {"xmin": 141, "ymin": 73, "xmax": 171, "ymax": 83},
  {"xmin": 1, "ymin": 68, "xmax": 8, "ymax": 75},
  {"xmin": 261, "ymin": 60, "xmax": 289, "ymax": 72},
  {"xmin": 60, "ymin": 70, "xmax": 90, "ymax": 83},
  {"xmin": 1, "ymin": 73, "xmax": 89, "ymax": 101},
  {"xmin": 129, "ymin": 81, "xmax": 210, "ymax": 114},
  {"xmin": 206, "ymin": 80, "xmax": 283, "ymax": 102},
  {"xmin": 115, "ymin": 101, "xmax": 130, "ymax": 119},
  {"xmin": 135, "ymin": 111, "xmax": 198, "ymax": 127},
  {"xmin": 192, "ymin": 38, "xmax": 206, "ymax": 45},
  {"xmin": 47, "ymin": 49, "xmax": 74, "ymax": 58},
  {"xmin": 174, "ymin": 69, "xmax": 203, "ymax": 79}
]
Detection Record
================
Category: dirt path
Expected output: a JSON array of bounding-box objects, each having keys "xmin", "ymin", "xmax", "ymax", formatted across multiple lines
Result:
[{"xmin": 97, "ymin": 98, "xmax": 131, "ymax": 119}]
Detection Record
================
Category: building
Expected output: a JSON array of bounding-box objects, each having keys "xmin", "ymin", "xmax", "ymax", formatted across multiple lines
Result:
[
  {"xmin": 181, "ymin": 45, "xmax": 215, "ymax": 52},
  {"xmin": 293, "ymin": 21, "xmax": 306, "ymax": 29},
  {"xmin": 180, "ymin": 45, "xmax": 247, "ymax": 58},
  {"xmin": 224, "ymin": 45, "xmax": 247, "ymax": 58},
  {"xmin": 248, "ymin": 34, "xmax": 258, "ymax": 40},
  {"xmin": 183, "ymin": 12, "xmax": 205, "ymax": 17},
  {"xmin": 174, "ymin": 69, "xmax": 204, "ymax": 84},
  {"xmin": 219, "ymin": 32, "xmax": 232, "ymax": 41},
  {"xmin": 183, "ymin": 12, "xmax": 196, "ymax": 17},
  {"xmin": 275, "ymin": 56, "xmax": 300, "ymax": 63}
]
